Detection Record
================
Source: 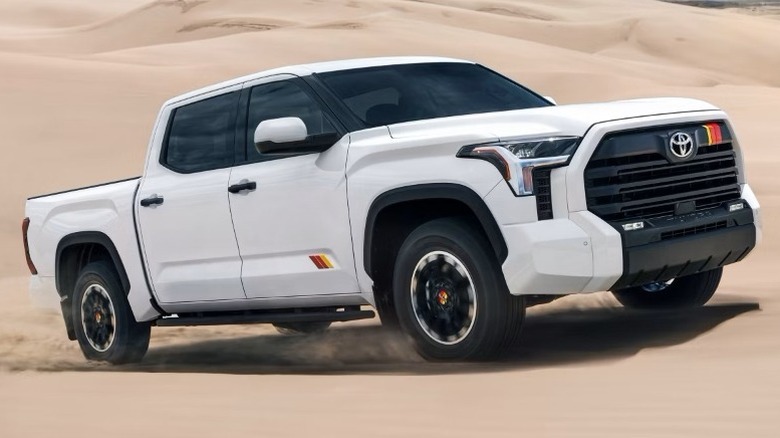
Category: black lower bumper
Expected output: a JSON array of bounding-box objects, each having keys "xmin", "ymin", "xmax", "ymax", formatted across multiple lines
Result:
[{"xmin": 609, "ymin": 202, "xmax": 756, "ymax": 290}]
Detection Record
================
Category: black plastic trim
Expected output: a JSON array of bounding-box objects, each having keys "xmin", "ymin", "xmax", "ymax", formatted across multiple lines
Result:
[
  {"xmin": 533, "ymin": 168, "xmax": 553, "ymax": 220},
  {"xmin": 617, "ymin": 202, "xmax": 753, "ymax": 247},
  {"xmin": 364, "ymin": 183, "xmax": 508, "ymax": 276},
  {"xmin": 155, "ymin": 307, "xmax": 374, "ymax": 327},
  {"xmin": 610, "ymin": 205, "xmax": 756, "ymax": 290},
  {"xmin": 55, "ymin": 232, "xmax": 131, "ymax": 296},
  {"xmin": 235, "ymin": 87, "xmax": 251, "ymax": 163}
]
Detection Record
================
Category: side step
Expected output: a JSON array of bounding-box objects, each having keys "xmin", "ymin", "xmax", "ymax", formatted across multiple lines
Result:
[{"xmin": 154, "ymin": 306, "xmax": 375, "ymax": 327}]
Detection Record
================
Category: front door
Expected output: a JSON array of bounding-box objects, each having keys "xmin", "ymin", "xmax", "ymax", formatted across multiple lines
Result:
[
  {"xmin": 137, "ymin": 90, "xmax": 246, "ymax": 304},
  {"xmin": 228, "ymin": 78, "xmax": 359, "ymax": 299}
]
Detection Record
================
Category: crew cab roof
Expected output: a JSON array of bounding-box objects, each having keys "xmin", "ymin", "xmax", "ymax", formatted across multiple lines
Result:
[{"xmin": 166, "ymin": 56, "xmax": 473, "ymax": 106}]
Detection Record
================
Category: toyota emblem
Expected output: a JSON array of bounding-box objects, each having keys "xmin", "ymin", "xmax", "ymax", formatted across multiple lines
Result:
[{"xmin": 669, "ymin": 132, "xmax": 695, "ymax": 159}]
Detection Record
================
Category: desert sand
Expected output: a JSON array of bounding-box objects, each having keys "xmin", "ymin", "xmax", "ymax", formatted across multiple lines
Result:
[{"xmin": 1, "ymin": 0, "xmax": 779, "ymax": 436}]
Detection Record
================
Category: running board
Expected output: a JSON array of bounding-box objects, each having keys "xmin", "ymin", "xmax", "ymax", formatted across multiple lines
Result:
[{"xmin": 154, "ymin": 306, "xmax": 375, "ymax": 327}]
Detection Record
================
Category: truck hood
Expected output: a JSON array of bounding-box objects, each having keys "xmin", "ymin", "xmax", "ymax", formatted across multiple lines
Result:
[{"xmin": 387, "ymin": 97, "xmax": 720, "ymax": 140}]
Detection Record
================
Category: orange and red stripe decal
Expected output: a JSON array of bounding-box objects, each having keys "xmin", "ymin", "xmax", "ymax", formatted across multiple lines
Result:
[
  {"xmin": 309, "ymin": 254, "xmax": 334, "ymax": 269},
  {"xmin": 702, "ymin": 123, "xmax": 723, "ymax": 146}
]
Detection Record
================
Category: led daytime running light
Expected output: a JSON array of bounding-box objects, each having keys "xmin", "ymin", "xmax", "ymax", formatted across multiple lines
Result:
[{"xmin": 457, "ymin": 136, "xmax": 581, "ymax": 196}]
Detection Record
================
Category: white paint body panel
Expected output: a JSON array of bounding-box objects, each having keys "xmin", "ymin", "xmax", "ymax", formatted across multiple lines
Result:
[
  {"xmin": 228, "ymin": 139, "xmax": 361, "ymax": 300},
  {"xmin": 23, "ymin": 57, "xmax": 761, "ymax": 325},
  {"xmin": 136, "ymin": 83, "xmax": 247, "ymax": 305},
  {"xmin": 136, "ymin": 167, "xmax": 246, "ymax": 303},
  {"xmin": 25, "ymin": 178, "xmax": 160, "ymax": 321}
]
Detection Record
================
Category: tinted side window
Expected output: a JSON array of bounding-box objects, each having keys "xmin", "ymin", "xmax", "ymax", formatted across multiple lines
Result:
[
  {"xmin": 246, "ymin": 81, "xmax": 336, "ymax": 160},
  {"xmin": 163, "ymin": 91, "xmax": 239, "ymax": 173}
]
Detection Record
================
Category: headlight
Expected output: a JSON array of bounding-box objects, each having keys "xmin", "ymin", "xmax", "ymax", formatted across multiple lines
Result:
[{"xmin": 457, "ymin": 136, "xmax": 581, "ymax": 196}]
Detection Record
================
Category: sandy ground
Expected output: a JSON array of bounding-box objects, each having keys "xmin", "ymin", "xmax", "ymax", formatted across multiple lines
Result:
[{"xmin": 1, "ymin": 0, "xmax": 779, "ymax": 436}]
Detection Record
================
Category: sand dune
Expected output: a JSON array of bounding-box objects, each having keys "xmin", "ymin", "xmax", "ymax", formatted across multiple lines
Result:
[
  {"xmin": 0, "ymin": 0, "xmax": 779, "ymax": 436},
  {"xmin": 0, "ymin": 271, "xmax": 760, "ymax": 374}
]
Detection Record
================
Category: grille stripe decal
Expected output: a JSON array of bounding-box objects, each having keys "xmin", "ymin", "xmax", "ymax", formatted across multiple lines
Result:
[{"xmin": 703, "ymin": 123, "xmax": 723, "ymax": 145}]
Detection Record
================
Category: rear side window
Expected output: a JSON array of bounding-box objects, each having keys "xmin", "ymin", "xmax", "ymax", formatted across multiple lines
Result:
[{"xmin": 163, "ymin": 91, "xmax": 239, "ymax": 173}]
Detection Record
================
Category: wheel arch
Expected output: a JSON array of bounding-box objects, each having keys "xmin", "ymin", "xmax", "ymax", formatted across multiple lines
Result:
[
  {"xmin": 54, "ymin": 232, "xmax": 131, "ymax": 341},
  {"xmin": 55, "ymin": 231, "xmax": 131, "ymax": 298},
  {"xmin": 363, "ymin": 183, "xmax": 508, "ymax": 288}
]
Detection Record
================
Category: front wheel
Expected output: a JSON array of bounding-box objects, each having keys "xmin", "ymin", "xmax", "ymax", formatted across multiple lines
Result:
[
  {"xmin": 393, "ymin": 218, "xmax": 525, "ymax": 361},
  {"xmin": 72, "ymin": 262, "xmax": 151, "ymax": 364},
  {"xmin": 612, "ymin": 267, "xmax": 723, "ymax": 310}
]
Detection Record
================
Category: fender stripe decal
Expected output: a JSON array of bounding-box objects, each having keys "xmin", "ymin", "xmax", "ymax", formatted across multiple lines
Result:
[
  {"xmin": 320, "ymin": 255, "xmax": 334, "ymax": 269},
  {"xmin": 309, "ymin": 254, "xmax": 334, "ymax": 269}
]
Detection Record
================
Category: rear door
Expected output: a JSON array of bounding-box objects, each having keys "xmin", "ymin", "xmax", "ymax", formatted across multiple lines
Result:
[
  {"xmin": 227, "ymin": 76, "xmax": 359, "ymax": 299},
  {"xmin": 136, "ymin": 89, "xmax": 246, "ymax": 304}
]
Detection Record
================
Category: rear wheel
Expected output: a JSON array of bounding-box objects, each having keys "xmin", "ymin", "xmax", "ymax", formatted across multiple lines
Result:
[
  {"xmin": 72, "ymin": 262, "xmax": 151, "ymax": 364},
  {"xmin": 393, "ymin": 218, "xmax": 524, "ymax": 361},
  {"xmin": 612, "ymin": 267, "xmax": 723, "ymax": 309}
]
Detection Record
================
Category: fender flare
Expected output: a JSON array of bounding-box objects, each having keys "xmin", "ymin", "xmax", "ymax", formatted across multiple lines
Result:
[
  {"xmin": 55, "ymin": 231, "xmax": 131, "ymax": 296},
  {"xmin": 363, "ymin": 183, "xmax": 508, "ymax": 276}
]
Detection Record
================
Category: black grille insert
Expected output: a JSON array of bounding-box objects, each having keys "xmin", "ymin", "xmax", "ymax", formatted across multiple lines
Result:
[
  {"xmin": 585, "ymin": 137, "xmax": 740, "ymax": 222},
  {"xmin": 660, "ymin": 220, "xmax": 728, "ymax": 240},
  {"xmin": 534, "ymin": 168, "xmax": 553, "ymax": 220}
]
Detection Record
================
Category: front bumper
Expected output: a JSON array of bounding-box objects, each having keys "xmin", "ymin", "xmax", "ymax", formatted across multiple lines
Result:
[
  {"xmin": 611, "ymin": 201, "xmax": 756, "ymax": 290},
  {"xmin": 491, "ymin": 183, "xmax": 760, "ymax": 296}
]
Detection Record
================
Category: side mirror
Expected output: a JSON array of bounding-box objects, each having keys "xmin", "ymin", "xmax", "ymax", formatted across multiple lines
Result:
[
  {"xmin": 254, "ymin": 117, "xmax": 308, "ymax": 154},
  {"xmin": 543, "ymin": 95, "xmax": 557, "ymax": 105},
  {"xmin": 254, "ymin": 117, "xmax": 340, "ymax": 154}
]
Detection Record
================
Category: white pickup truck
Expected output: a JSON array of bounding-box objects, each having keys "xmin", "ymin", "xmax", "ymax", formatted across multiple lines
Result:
[{"xmin": 23, "ymin": 57, "xmax": 760, "ymax": 363}]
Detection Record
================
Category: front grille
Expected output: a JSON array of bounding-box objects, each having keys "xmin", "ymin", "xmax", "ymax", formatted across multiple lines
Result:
[
  {"xmin": 660, "ymin": 220, "xmax": 727, "ymax": 240},
  {"xmin": 585, "ymin": 138, "xmax": 741, "ymax": 222},
  {"xmin": 534, "ymin": 168, "xmax": 553, "ymax": 220}
]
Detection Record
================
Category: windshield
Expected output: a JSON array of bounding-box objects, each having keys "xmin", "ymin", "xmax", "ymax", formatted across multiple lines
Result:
[{"xmin": 316, "ymin": 62, "xmax": 551, "ymax": 128}]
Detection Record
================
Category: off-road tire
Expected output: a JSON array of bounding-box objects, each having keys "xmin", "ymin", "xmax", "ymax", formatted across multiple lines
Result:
[
  {"xmin": 72, "ymin": 261, "xmax": 151, "ymax": 364},
  {"xmin": 612, "ymin": 267, "xmax": 723, "ymax": 310},
  {"xmin": 393, "ymin": 218, "xmax": 525, "ymax": 361}
]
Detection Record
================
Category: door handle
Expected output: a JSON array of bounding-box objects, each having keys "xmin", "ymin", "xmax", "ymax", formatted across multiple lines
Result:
[
  {"xmin": 228, "ymin": 180, "xmax": 257, "ymax": 194},
  {"xmin": 140, "ymin": 194, "xmax": 164, "ymax": 207}
]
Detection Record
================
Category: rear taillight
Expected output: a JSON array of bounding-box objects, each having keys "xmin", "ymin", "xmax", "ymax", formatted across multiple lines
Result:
[{"xmin": 22, "ymin": 218, "xmax": 37, "ymax": 275}]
